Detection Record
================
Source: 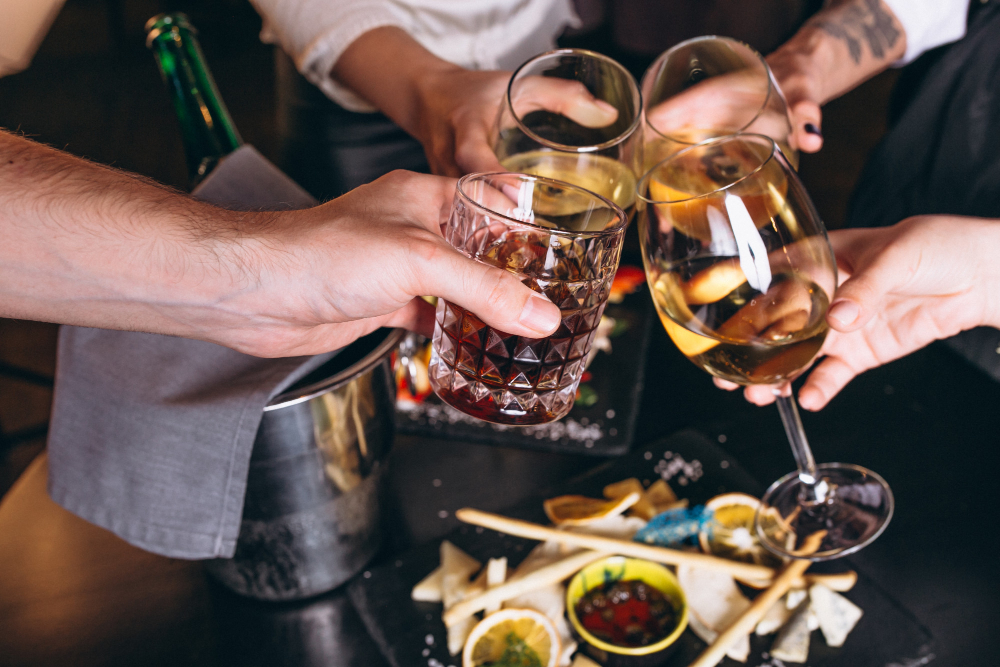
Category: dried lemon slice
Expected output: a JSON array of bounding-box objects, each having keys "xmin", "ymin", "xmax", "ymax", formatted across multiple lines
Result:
[
  {"xmin": 543, "ymin": 492, "xmax": 639, "ymax": 526},
  {"xmin": 698, "ymin": 493, "xmax": 783, "ymax": 568},
  {"xmin": 462, "ymin": 608, "xmax": 560, "ymax": 667}
]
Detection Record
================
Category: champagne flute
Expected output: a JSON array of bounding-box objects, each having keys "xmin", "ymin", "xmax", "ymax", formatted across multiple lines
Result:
[
  {"xmin": 641, "ymin": 36, "xmax": 796, "ymax": 171},
  {"xmin": 637, "ymin": 134, "xmax": 893, "ymax": 560},
  {"xmin": 493, "ymin": 49, "xmax": 642, "ymax": 217}
]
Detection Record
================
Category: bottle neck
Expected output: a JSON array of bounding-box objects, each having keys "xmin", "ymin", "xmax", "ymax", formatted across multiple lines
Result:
[{"xmin": 146, "ymin": 14, "xmax": 242, "ymax": 184}]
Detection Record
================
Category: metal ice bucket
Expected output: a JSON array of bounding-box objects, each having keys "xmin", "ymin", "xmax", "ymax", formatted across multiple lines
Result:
[{"xmin": 205, "ymin": 328, "xmax": 403, "ymax": 600}]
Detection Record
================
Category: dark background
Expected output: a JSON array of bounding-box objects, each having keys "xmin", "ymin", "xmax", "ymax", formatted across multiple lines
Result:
[
  {"xmin": 8, "ymin": 1, "xmax": 978, "ymax": 666},
  {"xmin": 0, "ymin": 0, "xmax": 897, "ymax": 495}
]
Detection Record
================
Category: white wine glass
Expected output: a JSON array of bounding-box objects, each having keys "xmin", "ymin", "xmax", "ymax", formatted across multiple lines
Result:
[
  {"xmin": 493, "ymin": 48, "xmax": 642, "ymax": 217},
  {"xmin": 641, "ymin": 36, "xmax": 796, "ymax": 171},
  {"xmin": 637, "ymin": 134, "xmax": 893, "ymax": 560}
]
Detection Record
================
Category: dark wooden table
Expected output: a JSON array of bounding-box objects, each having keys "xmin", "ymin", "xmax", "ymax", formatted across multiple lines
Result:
[{"xmin": 1, "ymin": 327, "xmax": 998, "ymax": 666}]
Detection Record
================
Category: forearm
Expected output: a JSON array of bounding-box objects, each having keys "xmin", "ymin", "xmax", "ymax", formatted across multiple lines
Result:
[
  {"xmin": 767, "ymin": 0, "xmax": 906, "ymax": 107},
  {"xmin": 331, "ymin": 26, "xmax": 460, "ymax": 138},
  {"xmin": 0, "ymin": 131, "xmax": 263, "ymax": 337}
]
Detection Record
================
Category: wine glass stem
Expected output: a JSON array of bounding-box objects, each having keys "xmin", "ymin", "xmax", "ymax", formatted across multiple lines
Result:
[{"xmin": 774, "ymin": 393, "xmax": 828, "ymax": 503}]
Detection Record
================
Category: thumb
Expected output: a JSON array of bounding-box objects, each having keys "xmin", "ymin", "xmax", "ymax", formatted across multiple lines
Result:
[
  {"xmin": 826, "ymin": 235, "xmax": 906, "ymax": 332},
  {"xmin": 415, "ymin": 241, "xmax": 562, "ymax": 338},
  {"xmin": 515, "ymin": 76, "xmax": 620, "ymax": 128},
  {"xmin": 788, "ymin": 100, "xmax": 823, "ymax": 153}
]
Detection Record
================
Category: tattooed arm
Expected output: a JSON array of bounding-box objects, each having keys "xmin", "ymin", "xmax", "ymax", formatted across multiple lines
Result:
[{"xmin": 766, "ymin": 0, "xmax": 907, "ymax": 153}]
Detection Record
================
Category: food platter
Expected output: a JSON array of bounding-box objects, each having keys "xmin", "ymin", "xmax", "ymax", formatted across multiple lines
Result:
[{"xmin": 349, "ymin": 429, "xmax": 933, "ymax": 667}]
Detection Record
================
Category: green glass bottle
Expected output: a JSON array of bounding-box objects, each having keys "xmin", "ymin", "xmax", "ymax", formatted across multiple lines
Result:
[{"xmin": 145, "ymin": 13, "xmax": 242, "ymax": 184}]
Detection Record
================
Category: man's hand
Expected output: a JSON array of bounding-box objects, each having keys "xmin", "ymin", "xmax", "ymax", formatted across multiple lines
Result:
[
  {"xmin": 0, "ymin": 132, "xmax": 561, "ymax": 357},
  {"xmin": 218, "ymin": 170, "xmax": 562, "ymax": 356},
  {"xmin": 718, "ymin": 216, "xmax": 1000, "ymax": 409}
]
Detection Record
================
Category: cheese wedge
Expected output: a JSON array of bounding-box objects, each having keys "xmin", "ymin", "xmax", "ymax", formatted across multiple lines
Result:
[
  {"xmin": 770, "ymin": 601, "xmax": 811, "ymax": 663},
  {"xmin": 755, "ymin": 595, "xmax": 796, "ymax": 636},
  {"xmin": 412, "ymin": 565, "xmax": 444, "ymax": 602},
  {"xmin": 810, "ymin": 584, "xmax": 863, "ymax": 647},
  {"xmin": 441, "ymin": 541, "xmax": 482, "ymax": 609},
  {"xmin": 678, "ymin": 564, "xmax": 752, "ymax": 662}
]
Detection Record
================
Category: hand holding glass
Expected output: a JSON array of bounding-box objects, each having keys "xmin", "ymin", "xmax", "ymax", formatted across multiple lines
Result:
[
  {"xmin": 637, "ymin": 135, "xmax": 893, "ymax": 559},
  {"xmin": 429, "ymin": 173, "xmax": 627, "ymax": 425},
  {"xmin": 641, "ymin": 36, "xmax": 796, "ymax": 170},
  {"xmin": 493, "ymin": 49, "xmax": 642, "ymax": 215}
]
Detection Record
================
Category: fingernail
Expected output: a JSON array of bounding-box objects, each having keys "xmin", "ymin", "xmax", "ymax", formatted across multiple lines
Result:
[
  {"xmin": 828, "ymin": 299, "xmax": 859, "ymax": 327},
  {"xmin": 804, "ymin": 123, "xmax": 822, "ymax": 137},
  {"xmin": 519, "ymin": 295, "xmax": 561, "ymax": 334}
]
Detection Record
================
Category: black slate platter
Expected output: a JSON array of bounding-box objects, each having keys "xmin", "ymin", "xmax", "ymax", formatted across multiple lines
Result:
[
  {"xmin": 394, "ymin": 279, "xmax": 653, "ymax": 457},
  {"xmin": 348, "ymin": 430, "xmax": 934, "ymax": 667}
]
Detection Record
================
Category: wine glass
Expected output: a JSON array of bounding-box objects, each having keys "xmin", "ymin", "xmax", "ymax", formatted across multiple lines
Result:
[
  {"xmin": 637, "ymin": 134, "xmax": 893, "ymax": 560},
  {"xmin": 641, "ymin": 36, "xmax": 796, "ymax": 171},
  {"xmin": 493, "ymin": 49, "xmax": 642, "ymax": 217}
]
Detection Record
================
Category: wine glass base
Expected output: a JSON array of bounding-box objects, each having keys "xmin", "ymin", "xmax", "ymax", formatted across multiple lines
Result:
[{"xmin": 756, "ymin": 463, "xmax": 894, "ymax": 561}]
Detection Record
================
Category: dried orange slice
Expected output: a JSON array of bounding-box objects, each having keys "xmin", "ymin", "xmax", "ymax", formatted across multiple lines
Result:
[
  {"xmin": 543, "ymin": 492, "xmax": 639, "ymax": 526},
  {"xmin": 462, "ymin": 608, "xmax": 560, "ymax": 667},
  {"xmin": 699, "ymin": 493, "xmax": 783, "ymax": 568}
]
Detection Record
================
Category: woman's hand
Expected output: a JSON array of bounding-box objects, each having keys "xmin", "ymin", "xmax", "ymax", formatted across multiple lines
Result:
[
  {"xmin": 717, "ymin": 216, "xmax": 1000, "ymax": 408},
  {"xmin": 765, "ymin": 0, "xmax": 908, "ymax": 154}
]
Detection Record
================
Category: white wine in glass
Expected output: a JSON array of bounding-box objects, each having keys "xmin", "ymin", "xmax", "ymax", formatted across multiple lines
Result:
[
  {"xmin": 641, "ymin": 36, "xmax": 797, "ymax": 170},
  {"xmin": 494, "ymin": 49, "xmax": 642, "ymax": 215},
  {"xmin": 638, "ymin": 134, "xmax": 893, "ymax": 561}
]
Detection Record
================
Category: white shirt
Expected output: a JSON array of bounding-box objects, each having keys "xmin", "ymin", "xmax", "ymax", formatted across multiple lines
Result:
[
  {"xmin": 884, "ymin": 0, "xmax": 970, "ymax": 64},
  {"xmin": 250, "ymin": 0, "xmax": 579, "ymax": 112}
]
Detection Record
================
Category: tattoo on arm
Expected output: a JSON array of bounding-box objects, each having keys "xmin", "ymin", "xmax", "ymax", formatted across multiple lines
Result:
[{"xmin": 812, "ymin": 0, "xmax": 902, "ymax": 65}]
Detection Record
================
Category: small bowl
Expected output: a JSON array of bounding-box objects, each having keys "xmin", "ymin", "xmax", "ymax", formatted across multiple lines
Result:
[{"xmin": 566, "ymin": 556, "xmax": 688, "ymax": 667}]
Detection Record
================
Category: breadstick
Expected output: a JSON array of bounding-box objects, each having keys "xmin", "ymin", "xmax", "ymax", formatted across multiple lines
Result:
[
  {"xmin": 442, "ymin": 549, "xmax": 606, "ymax": 628},
  {"xmin": 687, "ymin": 559, "xmax": 812, "ymax": 667},
  {"xmin": 455, "ymin": 508, "xmax": 774, "ymax": 582},
  {"xmin": 687, "ymin": 531, "xmax": 826, "ymax": 667},
  {"xmin": 740, "ymin": 569, "xmax": 858, "ymax": 592}
]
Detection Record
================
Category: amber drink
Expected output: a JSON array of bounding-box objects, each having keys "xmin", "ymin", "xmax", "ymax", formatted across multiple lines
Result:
[{"xmin": 429, "ymin": 173, "xmax": 627, "ymax": 425}]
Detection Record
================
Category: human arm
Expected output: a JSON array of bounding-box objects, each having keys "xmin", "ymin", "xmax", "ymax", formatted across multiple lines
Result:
[
  {"xmin": 0, "ymin": 131, "xmax": 561, "ymax": 357},
  {"xmin": 765, "ymin": 0, "xmax": 910, "ymax": 153},
  {"xmin": 332, "ymin": 26, "xmax": 618, "ymax": 177},
  {"xmin": 726, "ymin": 216, "xmax": 1000, "ymax": 408}
]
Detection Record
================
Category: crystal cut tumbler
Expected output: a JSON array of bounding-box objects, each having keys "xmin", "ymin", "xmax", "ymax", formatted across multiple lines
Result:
[{"xmin": 429, "ymin": 173, "xmax": 628, "ymax": 425}]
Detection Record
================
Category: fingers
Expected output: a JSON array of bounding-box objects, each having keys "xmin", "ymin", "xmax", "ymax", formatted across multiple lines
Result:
[
  {"xmin": 825, "ymin": 246, "xmax": 910, "ymax": 333},
  {"xmin": 385, "ymin": 297, "xmax": 437, "ymax": 338},
  {"xmin": 744, "ymin": 384, "xmax": 779, "ymax": 406},
  {"xmin": 788, "ymin": 100, "xmax": 823, "ymax": 153},
  {"xmin": 713, "ymin": 377, "xmax": 779, "ymax": 406},
  {"xmin": 413, "ymin": 241, "xmax": 561, "ymax": 338},
  {"xmin": 797, "ymin": 355, "xmax": 861, "ymax": 411},
  {"xmin": 515, "ymin": 77, "xmax": 619, "ymax": 128}
]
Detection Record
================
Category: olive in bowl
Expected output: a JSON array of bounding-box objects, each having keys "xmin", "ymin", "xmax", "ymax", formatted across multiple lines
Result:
[{"xmin": 566, "ymin": 556, "xmax": 688, "ymax": 667}]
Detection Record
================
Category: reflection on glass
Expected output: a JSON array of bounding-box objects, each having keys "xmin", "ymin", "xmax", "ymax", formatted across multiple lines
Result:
[
  {"xmin": 493, "ymin": 49, "xmax": 642, "ymax": 217},
  {"xmin": 641, "ymin": 36, "xmax": 796, "ymax": 170},
  {"xmin": 429, "ymin": 172, "xmax": 627, "ymax": 425},
  {"xmin": 638, "ymin": 135, "xmax": 893, "ymax": 560}
]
